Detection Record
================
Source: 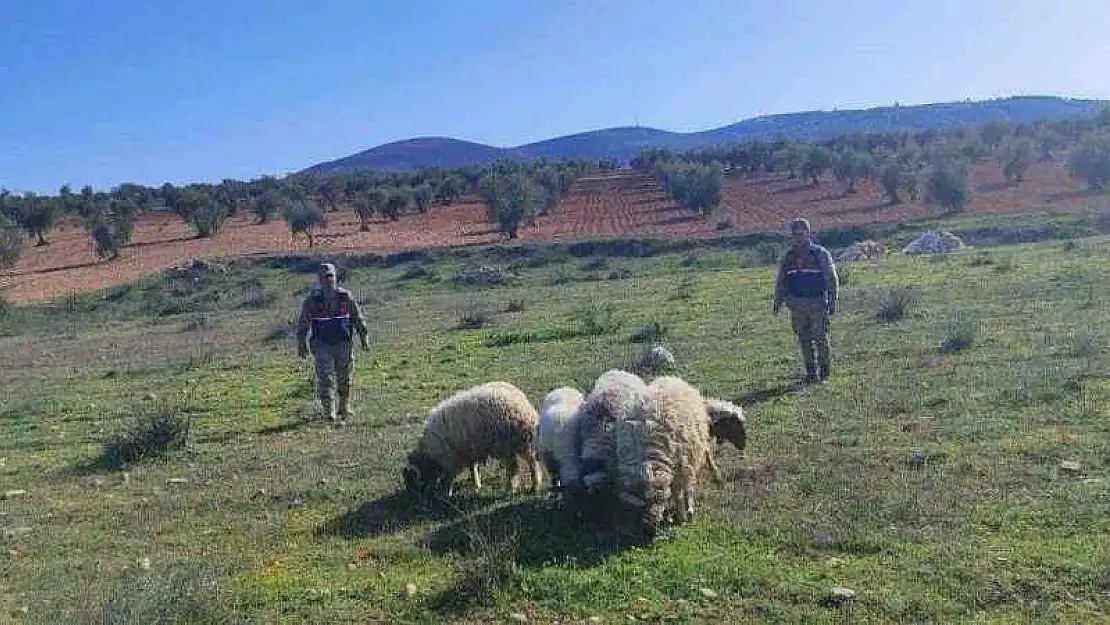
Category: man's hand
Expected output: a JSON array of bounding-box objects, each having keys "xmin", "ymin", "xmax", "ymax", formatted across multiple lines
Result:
[
  {"xmin": 772, "ymin": 300, "xmax": 781, "ymax": 315},
  {"xmin": 297, "ymin": 342, "xmax": 309, "ymax": 358},
  {"xmin": 359, "ymin": 334, "xmax": 370, "ymax": 350}
]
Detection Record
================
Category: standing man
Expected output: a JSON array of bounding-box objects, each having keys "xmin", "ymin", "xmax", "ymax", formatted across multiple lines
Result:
[
  {"xmin": 772, "ymin": 218, "xmax": 839, "ymax": 383},
  {"xmin": 296, "ymin": 262, "xmax": 370, "ymax": 421}
]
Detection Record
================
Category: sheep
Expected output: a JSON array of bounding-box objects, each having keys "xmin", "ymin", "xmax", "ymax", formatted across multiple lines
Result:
[
  {"xmin": 614, "ymin": 376, "xmax": 717, "ymax": 536},
  {"xmin": 704, "ymin": 398, "xmax": 747, "ymax": 454},
  {"xmin": 536, "ymin": 386, "xmax": 586, "ymax": 492},
  {"xmin": 576, "ymin": 369, "xmax": 648, "ymax": 490},
  {"xmin": 402, "ymin": 381, "xmax": 542, "ymax": 499}
]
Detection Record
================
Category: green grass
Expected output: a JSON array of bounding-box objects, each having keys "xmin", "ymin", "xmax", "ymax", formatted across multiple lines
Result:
[{"xmin": 2, "ymin": 210, "xmax": 1110, "ymax": 623}]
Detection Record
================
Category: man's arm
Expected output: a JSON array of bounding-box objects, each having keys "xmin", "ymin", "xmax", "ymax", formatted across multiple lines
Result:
[
  {"xmin": 771, "ymin": 251, "xmax": 790, "ymax": 310},
  {"xmin": 820, "ymin": 247, "xmax": 840, "ymax": 310},
  {"xmin": 295, "ymin": 296, "xmax": 312, "ymax": 349},
  {"xmin": 348, "ymin": 292, "xmax": 370, "ymax": 343}
]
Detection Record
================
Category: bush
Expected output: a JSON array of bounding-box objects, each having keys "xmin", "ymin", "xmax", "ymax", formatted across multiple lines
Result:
[
  {"xmin": 940, "ymin": 316, "xmax": 978, "ymax": 353},
  {"xmin": 875, "ymin": 286, "xmax": 919, "ymax": 323},
  {"xmin": 503, "ymin": 298, "xmax": 526, "ymax": 313},
  {"xmin": 1069, "ymin": 331, "xmax": 1100, "ymax": 358},
  {"xmin": 480, "ymin": 168, "xmax": 539, "ymax": 239},
  {"xmin": 252, "ymin": 190, "xmax": 283, "ymax": 224},
  {"xmin": 834, "ymin": 149, "xmax": 875, "ymax": 194},
  {"xmin": 101, "ymin": 403, "xmax": 193, "ymax": 467},
  {"xmin": 382, "ymin": 186, "xmax": 412, "ymax": 221},
  {"xmin": 802, "ymin": 146, "xmax": 835, "ymax": 185},
  {"xmin": 413, "ymin": 183, "xmax": 435, "ymax": 213},
  {"xmin": 457, "ymin": 306, "xmax": 492, "ymax": 330},
  {"xmin": 628, "ymin": 321, "xmax": 668, "ymax": 344}
]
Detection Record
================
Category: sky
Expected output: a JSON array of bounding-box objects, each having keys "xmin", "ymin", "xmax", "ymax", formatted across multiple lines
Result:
[{"xmin": 2, "ymin": 0, "xmax": 1108, "ymax": 193}]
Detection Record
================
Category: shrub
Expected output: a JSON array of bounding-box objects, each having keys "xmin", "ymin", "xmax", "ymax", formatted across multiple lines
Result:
[
  {"xmin": 628, "ymin": 321, "xmax": 668, "ymax": 344},
  {"xmin": 457, "ymin": 307, "xmax": 492, "ymax": 330},
  {"xmin": 480, "ymin": 168, "xmax": 539, "ymax": 239},
  {"xmin": 101, "ymin": 403, "xmax": 193, "ymax": 467},
  {"xmin": 413, "ymin": 183, "xmax": 435, "ymax": 213},
  {"xmin": 834, "ymin": 149, "xmax": 875, "ymax": 194},
  {"xmin": 802, "ymin": 146, "xmax": 835, "ymax": 185},
  {"xmin": 190, "ymin": 201, "xmax": 228, "ymax": 238},
  {"xmin": 940, "ymin": 316, "xmax": 978, "ymax": 353},
  {"xmin": 252, "ymin": 190, "xmax": 283, "ymax": 224},
  {"xmin": 1069, "ymin": 331, "xmax": 1101, "ymax": 358},
  {"xmin": 382, "ymin": 186, "xmax": 412, "ymax": 221},
  {"xmin": 503, "ymin": 299, "xmax": 526, "ymax": 313},
  {"xmin": 837, "ymin": 264, "xmax": 852, "ymax": 287},
  {"xmin": 875, "ymin": 285, "xmax": 919, "ymax": 323}
]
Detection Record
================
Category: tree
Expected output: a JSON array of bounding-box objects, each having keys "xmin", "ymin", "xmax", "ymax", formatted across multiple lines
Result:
[
  {"xmin": 14, "ymin": 193, "xmax": 59, "ymax": 246},
  {"xmin": 436, "ymin": 175, "xmax": 464, "ymax": 204},
  {"xmin": 353, "ymin": 188, "xmax": 386, "ymax": 231},
  {"xmin": 999, "ymin": 136, "xmax": 1035, "ymax": 184},
  {"xmin": 925, "ymin": 156, "xmax": 971, "ymax": 212},
  {"xmin": 1066, "ymin": 132, "xmax": 1110, "ymax": 191},
  {"xmin": 801, "ymin": 146, "xmax": 834, "ymax": 185},
  {"xmin": 0, "ymin": 213, "xmax": 23, "ymax": 270},
  {"xmin": 382, "ymin": 186, "xmax": 412, "ymax": 221},
  {"xmin": 833, "ymin": 149, "xmax": 874, "ymax": 194},
  {"xmin": 252, "ymin": 190, "xmax": 283, "ymax": 224},
  {"xmin": 282, "ymin": 199, "xmax": 326, "ymax": 248},
  {"xmin": 784, "ymin": 143, "xmax": 807, "ymax": 179},
  {"xmin": 480, "ymin": 168, "xmax": 538, "ymax": 239},
  {"xmin": 84, "ymin": 195, "xmax": 137, "ymax": 261},
  {"xmin": 878, "ymin": 153, "xmax": 920, "ymax": 205},
  {"xmin": 412, "ymin": 183, "xmax": 435, "ymax": 213}
]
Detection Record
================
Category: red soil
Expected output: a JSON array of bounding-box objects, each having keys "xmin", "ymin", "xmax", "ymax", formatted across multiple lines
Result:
[{"xmin": 1, "ymin": 160, "xmax": 1102, "ymax": 303}]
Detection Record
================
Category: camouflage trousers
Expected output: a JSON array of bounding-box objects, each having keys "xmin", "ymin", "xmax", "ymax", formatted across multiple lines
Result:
[
  {"xmin": 786, "ymin": 296, "xmax": 831, "ymax": 379},
  {"xmin": 312, "ymin": 340, "xmax": 353, "ymax": 419}
]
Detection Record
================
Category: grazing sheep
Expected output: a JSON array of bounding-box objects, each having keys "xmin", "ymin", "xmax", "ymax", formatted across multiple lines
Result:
[
  {"xmin": 536, "ymin": 387, "xmax": 586, "ymax": 491},
  {"xmin": 577, "ymin": 369, "xmax": 648, "ymax": 489},
  {"xmin": 614, "ymin": 376, "xmax": 717, "ymax": 536},
  {"xmin": 704, "ymin": 398, "xmax": 747, "ymax": 453},
  {"xmin": 402, "ymin": 381, "xmax": 542, "ymax": 499}
]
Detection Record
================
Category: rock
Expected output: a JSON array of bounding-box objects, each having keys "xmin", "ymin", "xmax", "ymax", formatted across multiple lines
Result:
[
  {"xmin": 903, "ymin": 230, "xmax": 965, "ymax": 255},
  {"xmin": 166, "ymin": 478, "xmax": 188, "ymax": 486},
  {"xmin": 826, "ymin": 587, "xmax": 856, "ymax": 605},
  {"xmin": 587, "ymin": 618, "xmax": 602, "ymax": 624},
  {"xmin": 2, "ymin": 489, "xmax": 27, "ymax": 500},
  {"xmin": 1060, "ymin": 460, "xmax": 1082, "ymax": 473},
  {"xmin": 698, "ymin": 587, "xmax": 718, "ymax": 599},
  {"xmin": 3, "ymin": 527, "xmax": 32, "ymax": 538},
  {"xmin": 144, "ymin": 393, "xmax": 157, "ymax": 401},
  {"xmin": 509, "ymin": 613, "xmax": 529, "ymax": 623},
  {"xmin": 837, "ymin": 240, "xmax": 885, "ymax": 262},
  {"xmin": 250, "ymin": 488, "xmax": 267, "ymax": 500},
  {"xmin": 138, "ymin": 557, "xmax": 152, "ymax": 570},
  {"xmin": 453, "ymin": 265, "xmax": 513, "ymax": 286},
  {"xmin": 399, "ymin": 582, "xmax": 418, "ymax": 599}
]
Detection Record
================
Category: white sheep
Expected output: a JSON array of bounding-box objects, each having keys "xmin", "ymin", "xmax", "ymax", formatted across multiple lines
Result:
[
  {"xmin": 576, "ymin": 369, "xmax": 648, "ymax": 489},
  {"xmin": 536, "ymin": 386, "xmax": 586, "ymax": 491},
  {"xmin": 402, "ymin": 381, "xmax": 542, "ymax": 499},
  {"xmin": 614, "ymin": 375, "xmax": 718, "ymax": 535}
]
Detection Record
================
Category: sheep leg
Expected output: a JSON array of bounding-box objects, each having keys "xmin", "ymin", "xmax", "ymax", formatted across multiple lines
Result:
[
  {"xmin": 505, "ymin": 454, "xmax": 521, "ymax": 493},
  {"xmin": 704, "ymin": 448, "xmax": 725, "ymax": 485},
  {"xmin": 470, "ymin": 464, "xmax": 482, "ymax": 491},
  {"xmin": 530, "ymin": 454, "xmax": 543, "ymax": 493}
]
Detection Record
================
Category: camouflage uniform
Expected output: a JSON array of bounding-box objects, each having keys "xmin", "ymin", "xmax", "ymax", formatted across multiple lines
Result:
[
  {"xmin": 773, "ymin": 240, "xmax": 839, "ymax": 381},
  {"xmin": 296, "ymin": 265, "xmax": 369, "ymax": 420}
]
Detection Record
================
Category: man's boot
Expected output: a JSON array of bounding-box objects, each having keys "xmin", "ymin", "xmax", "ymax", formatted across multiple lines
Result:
[
  {"xmin": 337, "ymin": 393, "xmax": 351, "ymax": 422},
  {"xmin": 319, "ymin": 394, "xmax": 336, "ymax": 421}
]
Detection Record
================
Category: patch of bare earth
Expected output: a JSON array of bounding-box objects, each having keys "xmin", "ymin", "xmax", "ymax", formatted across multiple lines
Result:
[{"xmin": 0, "ymin": 160, "xmax": 1098, "ymax": 303}]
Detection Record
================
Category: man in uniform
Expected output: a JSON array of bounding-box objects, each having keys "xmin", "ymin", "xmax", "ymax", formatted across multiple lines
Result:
[
  {"xmin": 296, "ymin": 262, "xmax": 370, "ymax": 421},
  {"xmin": 772, "ymin": 218, "xmax": 839, "ymax": 383}
]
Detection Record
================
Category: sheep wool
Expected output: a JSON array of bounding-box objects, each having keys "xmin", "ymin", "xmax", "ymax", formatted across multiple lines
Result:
[
  {"xmin": 704, "ymin": 398, "xmax": 747, "ymax": 453},
  {"xmin": 577, "ymin": 370, "xmax": 648, "ymax": 486},
  {"xmin": 615, "ymin": 375, "xmax": 714, "ymax": 532},
  {"xmin": 404, "ymin": 380, "xmax": 542, "ymax": 497},
  {"xmin": 536, "ymin": 387, "xmax": 586, "ymax": 489}
]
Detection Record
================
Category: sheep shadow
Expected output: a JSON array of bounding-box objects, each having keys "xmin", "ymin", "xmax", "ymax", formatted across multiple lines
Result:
[
  {"xmin": 734, "ymin": 381, "xmax": 805, "ymax": 406},
  {"xmin": 315, "ymin": 490, "xmax": 501, "ymax": 540},
  {"xmin": 420, "ymin": 497, "xmax": 649, "ymax": 616}
]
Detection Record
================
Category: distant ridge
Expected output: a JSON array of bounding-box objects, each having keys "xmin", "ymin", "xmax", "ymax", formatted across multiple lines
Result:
[{"xmin": 301, "ymin": 95, "xmax": 1106, "ymax": 176}]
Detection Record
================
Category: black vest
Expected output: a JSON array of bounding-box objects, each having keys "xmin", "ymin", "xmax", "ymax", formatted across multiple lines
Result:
[
  {"xmin": 784, "ymin": 246, "xmax": 827, "ymax": 298},
  {"xmin": 308, "ymin": 289, "xmax": 353, "ymax": 344}
]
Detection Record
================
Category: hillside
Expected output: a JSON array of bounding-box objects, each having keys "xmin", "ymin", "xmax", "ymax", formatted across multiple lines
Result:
[{"xmin": 301, "ymin": 95, "xmax": 1106, "ymax": 175}]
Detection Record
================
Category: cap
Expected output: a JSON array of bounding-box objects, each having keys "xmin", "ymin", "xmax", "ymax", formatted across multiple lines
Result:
[
  {"xmin": 790, "ymin": 218, "xmax": 811, "ymax": 234},
  {"xmin": 318, "ymin": 262, "xmax": 337, "ymax": 276}
]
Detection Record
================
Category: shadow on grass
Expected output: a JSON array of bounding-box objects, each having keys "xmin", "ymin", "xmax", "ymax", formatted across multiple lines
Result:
[
  {"xmin": 315, "ymin": 490, "xmax": 502, "ymax": 540},
  {"xmin": 734, "ymin": 380, "xmax": 805, "ymax": 406},
  {"xmin": 420, "ymin": 497, "xmax": 646, "ymax": 617}
]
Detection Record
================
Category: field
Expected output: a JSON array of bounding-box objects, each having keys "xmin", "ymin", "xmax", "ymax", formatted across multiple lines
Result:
[
  {"xmin": 1, "ymin": 206, "xmax": 1109, "ymax": 623},
  {"xmin": 2, "ymin": 159, "xmax": 1103, "ymax": 304}
]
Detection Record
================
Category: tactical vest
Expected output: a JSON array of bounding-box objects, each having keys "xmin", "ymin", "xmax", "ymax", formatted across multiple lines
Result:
[
  {"xmin": 783, "ymin": 246, "xmax": 827, "ymax": 298},
  {"xmin": 308, "ymin": 289, "xmax": 353, "ymax": 345}
]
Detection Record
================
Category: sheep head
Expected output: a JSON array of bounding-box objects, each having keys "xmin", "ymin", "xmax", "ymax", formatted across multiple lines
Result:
[
  {"xmin": 705, "ymin": 399, "xmax": 746, "ymax": 452},
  {"xmin": 402, "ymin": 452, "xmax": 449, "ymax": 497}
]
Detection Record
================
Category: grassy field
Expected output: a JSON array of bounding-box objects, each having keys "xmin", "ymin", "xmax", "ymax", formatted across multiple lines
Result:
[{"xmin": 2, "ymin": 209, "xmax": 1109, "ymax": 624}]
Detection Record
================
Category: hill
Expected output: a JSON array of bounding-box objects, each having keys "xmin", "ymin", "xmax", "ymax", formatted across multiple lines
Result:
[{"xmin": 301, "ymin": 95, "xmax": 1106, "ymax": 175}]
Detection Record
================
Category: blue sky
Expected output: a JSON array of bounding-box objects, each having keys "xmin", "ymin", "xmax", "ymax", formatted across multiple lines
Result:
[{"xmin": 2, "ymin": 0, "xmax": 1108, "ymax": 193}]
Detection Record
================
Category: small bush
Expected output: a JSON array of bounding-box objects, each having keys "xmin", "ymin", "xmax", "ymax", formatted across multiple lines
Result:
[
  {"xmin": 101, "ymin": 403, "xmax": 193, "ymax": 467},
  {"xmin": 607, "ymin": 267, "xmax": 632, "ymax": 280},
  {"xmin": 398, "ymin": 264, "xmax": 436, "ymax": 282},
  {"xmin": 0, "ymin": 214, "xmax": 25, "ymax": 269},
  {"xmin": 940, "ymin": 316, "xmax": 978, "ymax": 353},
  {"xmin": 716, "ymin": 217, "xmax": 734, "ymax": 231},
  {"xmin": 837, "ymin": 264, "xmax": 852, "ymax": 287},
  {"xmin": 184, "ymin": 312, "xmax": 214, "ymax": 331},
  {"xmin": 628, "ymin": 321, "xmax": 668, "ymax": 343},
  {"xmin": 503, "ymin": 299, "xmax": 526, "ymax": 313},
  {"xmin": 574, "ymin": 301, "xmax": 619, "ymax": 335},
  {"xmin": 1069, "ymin": 331, "xmax": 1100, "ymax": 358},
  {"xmin": 457, "ymin": 308, "xmax": 492, "ymax": 330},
  {"xmin": 876, "ymin": 286, "xmax": 919, "ymax": 323}
]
